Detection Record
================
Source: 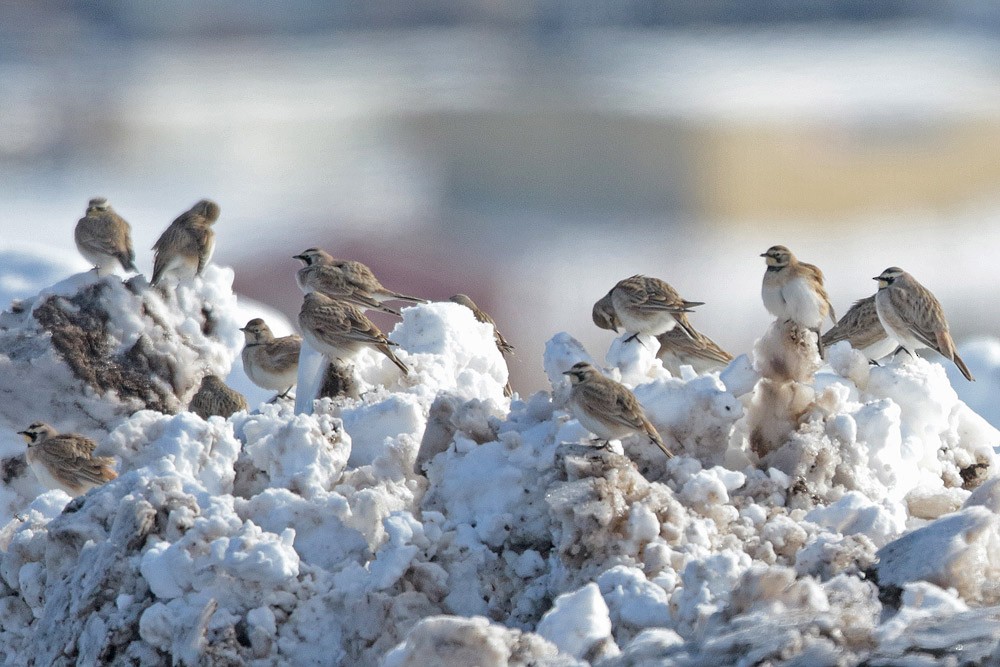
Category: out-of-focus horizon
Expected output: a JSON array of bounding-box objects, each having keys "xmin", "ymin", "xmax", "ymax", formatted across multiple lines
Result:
[{"xmin": 4, "ymin": 1, "xmax": 1000, "ymax": 392}]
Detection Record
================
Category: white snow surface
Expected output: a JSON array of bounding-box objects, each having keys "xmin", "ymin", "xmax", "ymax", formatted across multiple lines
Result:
[{"xmin": 2, "ymin": 254, "xmax": 1000, "ymax": 664}]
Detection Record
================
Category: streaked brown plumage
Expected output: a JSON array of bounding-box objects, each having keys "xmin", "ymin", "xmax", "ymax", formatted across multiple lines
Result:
[
  {"xmin": 655, "ymin": 314, "xmax": 733, "ymax": 375},
  {"xmin": 874, "ymin": 267, "xmax": 973, "ymax": 381},
  {"xmin": 75, "ymin": 197, "xmax": 137, "ymax": 275},
  {"xmin": 610, "ymin": 275, "xmax": 702, "ymax": 340},
  {"xmin": 240, "ymin": 318, "xmax": 302, "ymax": 398},
  {"xmin": 563, "ymin": 361, "xmax": 672, "ymax": 458},
  {"xmin": 450, "ymin": 293, "xmax": 514, "ymax": 397},
  {"xmin": 293, "ymin": 248, "xmax": 423, "ymax": 310},
  {"xmin": 298, "ymin": 291, "xmax": 409, "ymax": 375},
  {"xmin": 151, "ymin": 199, "xmax": 220, "ymax": 286},
  {"xmin": 821, "ymin": 294, "xmax": 895, "ymax": 361},
  {"xmin": 189, "ymin": 374, "xmax": 249, "ymax": 419},
  {"xmin": 18, "ymin": 422, "xmax": 117, "ymax": 496}
]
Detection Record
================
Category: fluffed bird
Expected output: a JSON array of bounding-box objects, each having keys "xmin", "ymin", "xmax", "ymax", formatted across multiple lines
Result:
[
  {"xmin": 873, "ymin": 267, "xmax": 974, "ymax": 381},
  {"xmin": 151, "ymin": 199, "xmax": 220, "ymax": 286},
  {"xmin": 761, "ymin": 245, "xmax": 836, "ymax": 352},
  {"xmin": 821, "ymin": 294, "xmax": 895, "ymax": 362},
  {"xmin": 655, "ymin": 314, "xmax": 733, "ymax": 375},
  {"xmin": 450, "ymin": 293, "xmax": 514, "ymax": 397},
  {"xmin": 609, "ymin": 275, "xmax": 702, "ymax": 341},
  {"xmin": 240, "ymin": 318, "xmax": 302, "ymax": 399},
  {"xmin": 563, "ymin": 361, "xmax": 672, "ymax": 458},
  {"xmin": 293, "ymin": 248, "xmax": 424, "ymax": 310},
  {"xmin": 188, "ymin": 374, "xmax": 249, "ymax": 419},
  {"xmin": 298, "ymin": 291, "xmax": 409, "ymax": 375},
  {"xmin": 74, "ymin": 197, "xmax": 137, "ymax": 275},
  {"xmin": 17, "ymin": 422, "xmax": 117, "ymax": 496}
]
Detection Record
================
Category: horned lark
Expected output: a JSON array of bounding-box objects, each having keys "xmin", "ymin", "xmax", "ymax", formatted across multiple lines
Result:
[
  {"xmin": 656, "ymin": 314, "xmax": 733, "ymax": 375},
  {"xmin": 609, "ymin": 275, "xmax": 702, "ymax": 341},
  {"xmin": 821, "ymin": 294, "xmax": 895, "ymax": 362},
  {"xmin": 563, "ymin": 361, "xmax": 672, "ymax": 458},
  {"xmin": 74, "ymin": 197, "xmax": 137, "ymax": 275},
  {"xmin": 592, "ymin": 290, "xmax": 620, "ymax": 332},
  {"xmin": 873, "ymin": 267, "xmax": 974, "ymax": 381},
  {"xmin": 151, "ymin": 199, "xmax": 220, "ymax": 286},
  {"xmin": 17, "ymin": 422, "xmax": 117, "ymax": 496},
  {"xmin": 293, "ymin": 248, "xmax": 424, "ymax": 309},
  {"xmin": 450, "ymin": 293, "xmax": 514, "ymax": 397},
  {"xmin": 240, "ymin": 318, "xmax": 302, "ymax": 398},
  {"xmin": 298, "ymin": 291, "xmax": 409, "ymax": 375},
  {"xmin": 189, "ymin": 374, "xmax": 249, "ymax": 419},
  {"xmin": 761, "ymin": 245, "xmax": 836, "ymax": 329}
]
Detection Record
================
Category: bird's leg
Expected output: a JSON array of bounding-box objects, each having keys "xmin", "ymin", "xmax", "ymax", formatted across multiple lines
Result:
[
  {"xmin": 868, "ymin": 358, "xmax": 882, "ymax": 366},
  {"xmin": 812, "ymin": 327, "xmax": 824, "ymax": 357},
  {"xmin": 624, "ymin": 333, "xmax": 639, "ymax": 344}
]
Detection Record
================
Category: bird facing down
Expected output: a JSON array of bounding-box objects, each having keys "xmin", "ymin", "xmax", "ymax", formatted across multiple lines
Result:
[
  {"xmin": 609, "ymin": 275, "xmax": 703, "ymax": 340},
  {"xmin": 189, "ymin": 374, "xmax": 249, "ymax": 419},
  {"xmin": 18, "ymin": 422, "xmax": 118, "ymax": 496},
  {"xmin": 592, "ymin": 290, "xmax": 621, "ymax": 333},
  {"xmin": 293, "ymin": 248, "xmax": 424, "ymax": 310},
  {"xmin": 151, "ymin": 199, "xmax": 221, "ymax": 286},
  {"xmin": 74, "ymin": 197, "xmax": 137, "ymax": 275},
  {"xmin": 873, "ymin": 267, "xmax": 974, "ymax": 382},
  {"xmin": 761, "ymin": 245, "xmax": 836, "ymax": 330},
  {"xmin": 298, "ymin": 291, "xmax": 409, "ymax": 375},
  {"xmin": 821, "ymin": 294, "xmax": 896, "ymax": 362},
  {"xmin": 563, "ymin": 361, "xmax": 672, "ymax": 458},
  {"xmin": 655, "ymin": 314, "xmax": 733, "ymax": 375},
  {"xmin": 240, "ymin": 318, "xmax": 302, "ymax": 398},
  {"xmin": 450, "ymin": 293, "xmax": 514, "ymax": 397}
]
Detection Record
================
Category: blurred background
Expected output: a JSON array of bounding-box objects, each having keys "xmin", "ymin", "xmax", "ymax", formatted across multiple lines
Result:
[{"xmin": 3, "ymin": 1, "xmax": 1000, "ymax": 393}]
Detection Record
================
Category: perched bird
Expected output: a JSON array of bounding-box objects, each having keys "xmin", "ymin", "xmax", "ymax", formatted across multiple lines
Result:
[
  {"xmin": 563, "ymin": 361, "xmax": 672, "ymax": 458},
  {"xmin": 655, "ymin": 314, "xmax": 733, "ymax": 375},
  {"xmin": 298, "ymin": 291, "xmax": 409, "ymax": 375},
  {"xmin": 189, "ymin": 374, "xmax": 249, "ymax": 419},
  {"xmin": 74, "ymin": 197, "xmax": 137, "ymax": 275},
  {"xmin": 17, "ymin": 422, "xmax": 118, "ymax": 496},
  {"xmin": 761, "ymin": 245, "xmax": 836, "ymax": 350},
  {"xmin": 293, "ymin": 248, "xmax": 424, "ymax": 310},
  {"xmin": 873, "ymin": 267, "xmax": 974, "ymax": 381},
  {"xmin": 240, "ymin": 318, "xmax": 302, "ymax": 399},
  {"xmin": 609, "ymin": 275, "xmax": 702, "ymax": 341},
  {"xmin": 450, "ymin": 293, "xmax": 515, "ymax": 397},
  {"xmin": 821, "ymin": 294, "xmax": 895, "ymax": 362},
  {"xmin": 151, "ymin": 199, "xmax": 221, "ymax": 286},
  {"xmin": 592, "ymin": 290, "xmax": 621, "ymax": 333}
]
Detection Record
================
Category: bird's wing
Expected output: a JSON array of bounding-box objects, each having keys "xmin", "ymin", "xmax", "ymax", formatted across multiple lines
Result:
[{"xmin": 888, "ymin": 283, "xmax": 945, "ymax": 352}]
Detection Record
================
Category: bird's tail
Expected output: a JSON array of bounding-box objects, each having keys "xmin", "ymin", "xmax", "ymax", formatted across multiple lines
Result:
[
  {"xmin": 644, "ymin": 420, "xmax": 673, "ymax": 458},
  {"xmin": 953, "ymin": 352, "xmax": 975, "ymax": 382}
]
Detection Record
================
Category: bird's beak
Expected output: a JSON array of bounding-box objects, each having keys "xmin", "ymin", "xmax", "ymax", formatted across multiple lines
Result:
[
  {"xmin": 238, "ymin": 326, "xmax": 247, "ymax": 332},
  {"xmin": 562, "ymin": 369, "xmax": 572, "ymax": 376},
  {"xmin": 611, "ymin": 324, "xmax": 619, "ymax": 333},
  {"xmin": 759, "ymin": 252, "xmax": 768, "ymax": 257},
  {"xmin": 16, "ymin": 430, "xmax": 26, "ymax": 436},
  {"xmin": 872, "ymin": 276, "xmax": 880, "ymax": 281},
  {"xmin": 293, "ymin": 254, "xmax": 305, "ymax": 261}
]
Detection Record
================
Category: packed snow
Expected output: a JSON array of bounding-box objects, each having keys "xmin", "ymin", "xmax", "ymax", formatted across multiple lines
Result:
[{"xmin": 1, "ymin": 248, "xmax": 1000, "ymax": 665}]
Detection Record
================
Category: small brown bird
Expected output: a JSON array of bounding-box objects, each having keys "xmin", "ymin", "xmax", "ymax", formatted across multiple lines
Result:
[
  {"xmin": 821, "ymin": 294, "xmax": 896, "ymax": 362},
  {"xmin": 293, "ymin": 248, "xmax": 424, "ymax": 310},
  {"xmin": 18, "ymin": 422, "xmax": 118, "ymax": 496},
  {"xmin": 609, "ymin": 275, "xmax": 702, "ymax": 341},
  {"xmin": 240, "ymin": 318, "xmax": 302, "ymax": 398},
  {"xmin": 450, "ymin": 293, "xmax": 514, "ymax": 397},
  {"xmin": 761, "ymin": 245, "xmax": 836, "ymax": 330},
  {"xmin": 151, "ymin": 199, "xmax": 221, "ymax": 286},
  {"xmin": 74, "ymin": 197, "xmax": 137, "ymax": 275},
  {"xmin": 298, "ymin": 291, "xmax": 409, "ymax": 375},
  {"xmin": 592, "ymin": 290, "xmax": 621, "ymax": 333},
  {"xmin": 189, "ymin": 374, "xmax": 249, "ymax": 419},
  {"xmin": 873, "ymin": 267, "xmax": 974, "ymax": 381},
  {"xmin": 563, "ymin": 361, "xmax": 672, "ymax": 458},
  {"xmin": 655, "ymin": 314, "xmax": 733, "ymax": 375}
]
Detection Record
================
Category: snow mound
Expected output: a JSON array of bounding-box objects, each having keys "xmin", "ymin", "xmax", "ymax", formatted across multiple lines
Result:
[{"xmin": 2, "ymin": 257, "xmax": 1000, "ymax": 664}]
